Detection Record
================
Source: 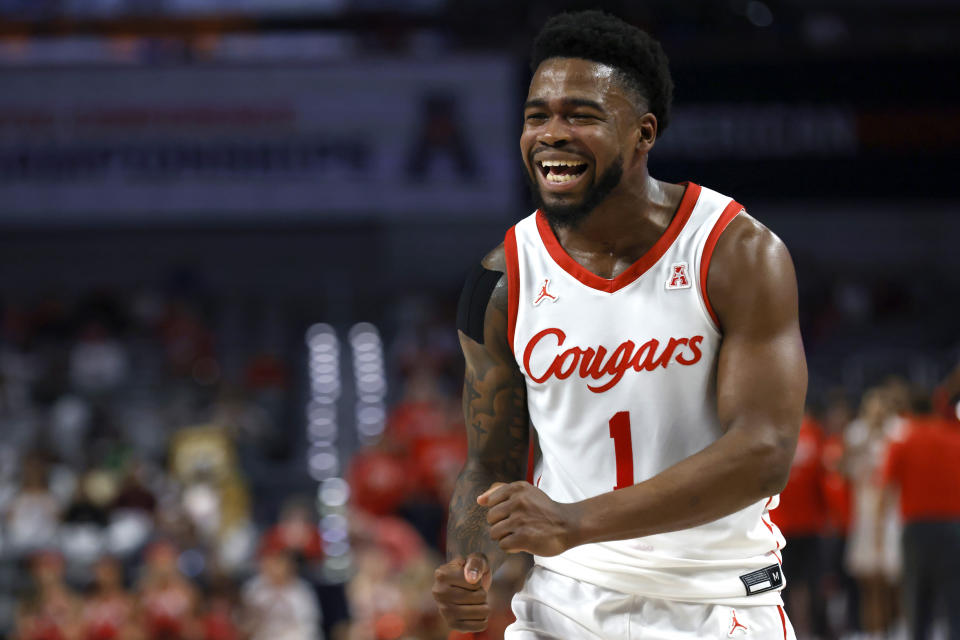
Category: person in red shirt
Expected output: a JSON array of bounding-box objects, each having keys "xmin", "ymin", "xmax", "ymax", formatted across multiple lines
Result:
[
  {"xmin": 199, "ymin": 580, "xmax": 241, "ymax": 640},
  {"xmin": 347, "ymin": 447, "xmax": 411, "ymax": 517},
  {"xmin": 137, "ymin": 541, "xmax": 199, "ymax": 640},
  {"xmin": 260, "ymin": 500, "xmax": 325, "ymax": 566},
  {"xmin": 775, "ymin": 415, "xmax": 828, "ymax": 639},
  {"xmin": 15, "ymin": 551, "xmax": 80, "ymax": 640},
  {"xmin": 81, "ymin": 556, "xmax": 134, "ymax": 640},
  {"xmin": 881, "ymin": 401, "xmax": 960, "ymax": 640}
]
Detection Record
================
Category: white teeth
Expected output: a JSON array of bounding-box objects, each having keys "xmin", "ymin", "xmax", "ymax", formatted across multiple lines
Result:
[
  {"xmin": 546, "ymin": 173, "xmax": 580, "ymax": 183},
  {"xmin": 539, "ymin": 159, "xmax": 586, "ymax": 167}
]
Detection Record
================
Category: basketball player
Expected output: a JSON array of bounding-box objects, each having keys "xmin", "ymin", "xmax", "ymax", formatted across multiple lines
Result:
[{"xmin": 432, "ymin": 11, "xmax": 806, "ymax": 639}]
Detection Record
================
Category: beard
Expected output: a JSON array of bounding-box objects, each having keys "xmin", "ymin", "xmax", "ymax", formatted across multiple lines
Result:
[{"xmin": 527, "ymin": 157, "xmax": 624, "ymax": 230}]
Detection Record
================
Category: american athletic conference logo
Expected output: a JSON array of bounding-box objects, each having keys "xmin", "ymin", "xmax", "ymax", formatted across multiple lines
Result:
[
  {"xmin": 522, "ymin": 328, "xmax": 704, "ymax": 393},
  {"xmin": 665, "ymin": 262, "xmax": 691, "ymax": 290}
]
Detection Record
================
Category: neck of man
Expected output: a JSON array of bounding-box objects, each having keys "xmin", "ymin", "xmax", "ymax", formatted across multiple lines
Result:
[{"xmin": 552, "ymin": 167, "xmax": 685, "ymax": 261}]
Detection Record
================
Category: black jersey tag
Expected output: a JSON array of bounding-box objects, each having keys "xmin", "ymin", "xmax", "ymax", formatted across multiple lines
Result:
[{"xmin": 739, "ymin": 564, "xmax": 783, "ymax": 596}]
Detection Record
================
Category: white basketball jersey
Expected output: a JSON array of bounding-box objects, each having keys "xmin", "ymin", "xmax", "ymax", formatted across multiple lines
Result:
[{"xmin": 504, "ymin": 182, "xmax": 787, "ymax": 605}]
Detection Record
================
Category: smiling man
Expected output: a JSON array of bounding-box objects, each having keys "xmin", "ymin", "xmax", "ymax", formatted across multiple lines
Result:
[{"xmin": 432, "ymin": 11, "xmax": 807, "ymax": 639}]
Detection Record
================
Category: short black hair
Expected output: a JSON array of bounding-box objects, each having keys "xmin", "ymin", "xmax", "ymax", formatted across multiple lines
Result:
[{"xmin": 531, "ymin": 10, "xmax": 674, "ymax": 135}]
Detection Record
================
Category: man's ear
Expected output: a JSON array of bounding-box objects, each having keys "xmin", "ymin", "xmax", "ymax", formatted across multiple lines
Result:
[{"xmin": 636, "ymin": 112, "xmax": 658, "ymax": 152}]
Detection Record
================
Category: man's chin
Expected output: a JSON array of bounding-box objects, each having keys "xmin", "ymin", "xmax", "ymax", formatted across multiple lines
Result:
[
  {"xmin": 538, "ymin": 201, "xmax": 594, "ymax": 230},
  {"xmin": 531, "ymin": 187, "xmax": 591, "ymax": 229},
  {"xmin": 528, "ymin": 157, "xmax": 623, "ymax": 230},
  {"xmin": 538, "ymin": 190, "xmax": 584, "ymax": 208}
]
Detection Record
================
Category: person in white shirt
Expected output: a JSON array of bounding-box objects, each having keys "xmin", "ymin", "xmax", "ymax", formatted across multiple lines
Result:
[{"xmin": 242, "ymin": 544, "xmax": 323, "ymax": 640}]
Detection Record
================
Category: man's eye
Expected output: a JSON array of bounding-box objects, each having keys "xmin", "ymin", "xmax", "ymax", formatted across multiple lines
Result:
[
  {"xmin": 571, "ymin": 114, "xmax": 596, "ymax": 122},
  {"xmin": 525, "ymin": 113, "xmax": 548, "ymax": 122}
]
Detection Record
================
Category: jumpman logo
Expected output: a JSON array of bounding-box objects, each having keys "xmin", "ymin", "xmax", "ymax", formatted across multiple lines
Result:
[
  {"xmin": 533, "ymin": 278, "xmax": 558, "ymax": 306},
  {"xmin": 728, "ymin": 609, "xmax": 748, "ymax": 637}
]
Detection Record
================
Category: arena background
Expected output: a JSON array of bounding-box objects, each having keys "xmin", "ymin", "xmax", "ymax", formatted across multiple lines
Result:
[{"xmin": 0, "ymin": 1, "xmax": 958, "ymax": 639}]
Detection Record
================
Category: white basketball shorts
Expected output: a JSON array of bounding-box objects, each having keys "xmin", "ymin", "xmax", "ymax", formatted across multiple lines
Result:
[{"xmin": 505, "ymin": 566, "xmax": 796, "ymax": 639}]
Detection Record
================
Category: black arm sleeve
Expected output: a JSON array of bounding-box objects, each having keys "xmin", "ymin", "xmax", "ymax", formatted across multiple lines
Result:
[{"xmin": 456, "ymin": 262, "xmax": 503, "ymax": 345}]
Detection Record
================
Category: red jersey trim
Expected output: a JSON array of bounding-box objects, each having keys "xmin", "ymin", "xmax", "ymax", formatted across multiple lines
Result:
[
  {"xmin": 762, "ymin": 496, "xmax": 782, "ymax": 564},
  {"xmin": 699, "ymin": 200, "xmax": 745, "ymax": 329},
  {"xmin": 525, "ymin": 438, "xmax": 535, "ymax": 484},
  {"xmin": 504, "ymin": 225, "xmax": 520, "ymax": 358},
  {"xmin": 777, "ymin": 605, "xmax": 787, "ymax": 640},
  {"xmin": 534, "ymin": 182, "xmax": 701, "ymax": 294}
]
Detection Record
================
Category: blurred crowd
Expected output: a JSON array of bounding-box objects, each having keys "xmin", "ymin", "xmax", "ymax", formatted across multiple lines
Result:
[
  {"xmin": 776, "ymin": 377, "xmax": 960, "ymax": 640},
  {"xmin": 0, "ymin": 289, "xmax": 477, "ymax": 640},
  {"xmin": 1, "ymin": 290, "xmax": 959, "ymax": 640},
  {"xmin": 0, "ymin": 289, "xmax": 351, "ymax": 640}
]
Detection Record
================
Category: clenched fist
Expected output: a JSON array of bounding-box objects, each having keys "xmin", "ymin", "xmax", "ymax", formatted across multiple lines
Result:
[
  {"xmin": 432, "ymin": 553, "xmax": 493, "ymax": 632},
  {"xmin": 479, "ymin": 481, "xmax": 578, "ymax": 557}
]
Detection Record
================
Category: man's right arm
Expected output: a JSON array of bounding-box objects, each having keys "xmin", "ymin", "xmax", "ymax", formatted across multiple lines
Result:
[{"xmin": 433, "ymin": 245, "xmax": 530, "ymax": 632}]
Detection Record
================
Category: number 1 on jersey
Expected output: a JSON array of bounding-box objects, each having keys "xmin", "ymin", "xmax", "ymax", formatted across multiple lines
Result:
[{"xmin": 608, "ymin": 411, "xmax": 634, "ymax": 490}]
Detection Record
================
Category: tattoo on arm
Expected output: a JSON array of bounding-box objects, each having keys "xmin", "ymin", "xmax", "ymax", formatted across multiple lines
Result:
[{"xmin": 447, "ymin": 276, "xmax": 529, "ymax": 566}]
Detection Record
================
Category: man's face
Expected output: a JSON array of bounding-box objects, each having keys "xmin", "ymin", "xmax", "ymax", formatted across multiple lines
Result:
[{"xmin": 521, "ymin": 57, "xmax": 640, "ymax": 228}]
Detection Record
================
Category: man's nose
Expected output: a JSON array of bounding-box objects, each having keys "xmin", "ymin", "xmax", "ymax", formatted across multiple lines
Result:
[{"xmin": 538, "ymin": 116, "xmax": 571, "ymax": 146}]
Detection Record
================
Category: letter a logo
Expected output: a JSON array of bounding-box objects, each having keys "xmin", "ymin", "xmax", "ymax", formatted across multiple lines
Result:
[{"xmin": 666, "ymin": 262, "xmax": 691, "ymax": 290}]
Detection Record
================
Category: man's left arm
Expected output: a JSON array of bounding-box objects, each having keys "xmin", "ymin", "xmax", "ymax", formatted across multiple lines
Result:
[{"xmin": 482, "ymin": 213, "xmax": 807, "ymax": 553}]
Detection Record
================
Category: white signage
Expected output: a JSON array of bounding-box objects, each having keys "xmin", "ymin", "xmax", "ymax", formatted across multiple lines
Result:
[{"xmin": 0, "ymin": 58, "xmax": 515, "ymax": 223}]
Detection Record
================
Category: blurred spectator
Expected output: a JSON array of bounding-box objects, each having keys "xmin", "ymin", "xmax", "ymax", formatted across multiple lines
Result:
[
  {"xmin": 844, "ymin": 388, "xmax": 904, "ymax": 637},
  {"xmin": 209, "ymin": 385, "xmax": 273, "ymax": 446},
  {"xmin": 137, "ymin": 541, "xmax": 199, "ymax": 640},
  {"xmin": 385, "ymin": 368, "xmax": 451, "ymax": 449},
  {"xmin": 243, "ymin": 352, "xmax": 288, "ymax": 392},
  {"xmin": 112, "ymin": 464, "xmax": 158, "ymax": 515},
  {"xmin": 157, "ymin": 302, "xmax": 215, "ymax": 380},
  {"xmin": 198, "ymin": 578, "xmax": 242, "ymax": 640},
  {"xmin": 61, "ymin": 471, "xmax": 114, "ymax": 569},
  {"xmin": 241, "ymin": 546, "xmax": 322, "ymax": 640},
  {"xmin": 408, "ymin": 417, "xmax": 466, "ymax": 506},
  {"xmin": 69, "ymin": 321, "xmax": 129, "ymax": 395},
  {"xmin": 64, "ymin": 472, "xmax": 113, "ymax": 529},
  {"xmin": 776, "ymin": 415, "xmax": 828, "ymax": 639},
  {"xmin": 347, "ymin": 448, "xmax": 411, "ymax": 518},
  {"xmin": 346, "ymin": 544, "xmax": 407, "ymax": 640},
  {"xmin": 6, "ymin": 457, "xmax": 61, "ymax": 554},
  {"xmin": 349, "ymin": 510, "xmax": 427, "ymax": 574},
  {"xmin": 345, "ymin": 511, "xmax": 434, "ymax": 639},
  {"xmin": 14, "ymin": 551, "xmax": 81, "ymax": 640},
  {"xmin": 260, "ymin": 499, "xmax": 325, "ymax": 568},
  {"xmin": 819, "ymin": 392, "xmax": 859, "ymax": 637},
  {"xmin": 49, "ymin": 395, "xmax": 93, "ymax": 467},
  {"xmin": 393, "ymin": 555, "xmax": 450, "ymax": 640},
  {"xmin": 81, "ymin": 555, "xmax": 135, "ymax": 640},
  {"xmin": 933, "ymin": 360, "xmax": 960, "ymax": 423},
  {"xmin": 108, "ymin": 464, "xmax": 159, "ymax": 559},
  {"xmin": 881, "ymin": 403, "xmax": 960, "ymax": 640},
  {"xmin": 378, "ymin": 368, "xmax": 466, "ymax": 550},
  {"xmin": 261, "ymin": 500, "xmax": 353, "ymax": 640}
]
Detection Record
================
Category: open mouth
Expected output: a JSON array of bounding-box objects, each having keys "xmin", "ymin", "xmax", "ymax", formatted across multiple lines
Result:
[{"xmin": 537, "ymin": 159, "xmax": 588, "ymax": 185}]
